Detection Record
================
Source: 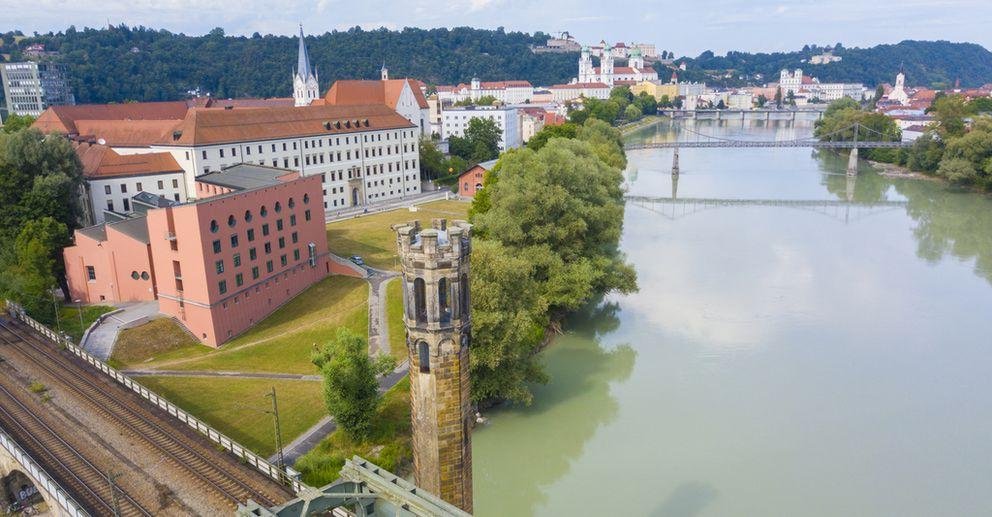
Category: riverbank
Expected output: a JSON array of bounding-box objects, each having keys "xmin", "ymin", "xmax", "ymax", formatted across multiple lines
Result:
[
  {"xmin": 619, "ymin": 115, "xmax": 664, "ymax": 135},
  {"xmin": 869, "ymin": 159, "xmax": 942, "ymax": 181}
]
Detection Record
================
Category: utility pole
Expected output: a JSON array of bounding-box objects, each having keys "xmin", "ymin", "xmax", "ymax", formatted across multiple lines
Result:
[
  {"xmin": 266, "ymin": 387, "xmax": 286, "ymax": 474},
  {"xmin": 52, "ymin": 292, "xmax": 61, "ymax": 333},
  {"xmin": 107, "ymin": 471, "xmax": 121, "ymax": 516}
]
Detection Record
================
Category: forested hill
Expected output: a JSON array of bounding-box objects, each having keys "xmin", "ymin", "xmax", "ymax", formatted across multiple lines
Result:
[
  {"xmin": 685, "ymin": 41, "xmax": 992, "ymax": 89},
  {"xmin": 1, "ymin": 27, "xmax": 990, "ymax": 106},
  {"xmin": 0, "ymin": 26, "xmax": 579, "ymax": 104}
]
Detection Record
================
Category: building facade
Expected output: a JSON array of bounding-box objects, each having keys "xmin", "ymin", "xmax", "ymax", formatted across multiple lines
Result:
[
  {"xmin": 578, "ymin": 47, "xmax": 657, "ymax": 86},
  {"xmin": 456, "ymin": 159, "xmax": 496, "ymax": 198},
  {"xmin": 549, "ymin": 82, "xmax": 611, "ymax": 102},
  {"xmin": 441, "ymin": 106, "xmax": 521, "ymax": 151},
  {"xmin": 322, "ymin": 77, "xmax": 431, "ymax": 136},
  {"xmin": 394, "ymin": 219, "xmax": 473, "ymax": 513},
  {"xmin": 1, "ymin": 61, "xmax": 75, "ymax": 117},
  {"xmin": 64, "ymin": 164, "xmax": 340, "ymax": 347}
]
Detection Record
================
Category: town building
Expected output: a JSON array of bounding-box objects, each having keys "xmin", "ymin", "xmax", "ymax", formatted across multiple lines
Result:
[
  {"xmin": 1, "ymin": 61, "xmax": 75, "ymax": 117},
  {"xmin": 441, "ymin": 105, "xmax": 521, "ymax": 151},
  {"xmin": 456, "ymin": 159, "xmax": 496, "ymax": 198},
  {"xmin": 532, "ymin": 31, "xmax": 582, "ymax": 53},
  {"xmin": 437, "ymin": 79, "xmax": 535, "ymax": 105},
  {"xmin": 578, "ymin": 46, "xmax": 657, "ymax": 86},
  {"xmin": 73, "ymin": 140, "xmax": 188, "ymax": 225},
  {"xmin": 776, "ymin": 69, "xmax": 865, "ymax": 102},
  {"xmin": 63, "ymin": 164, "xmax": 343, "ymax": 347},
  {"xmin": 631, "ymin": 80, "xmax": 679, "ymax": 102},
  {"xmin": 518, "ymin": 107, "xmax": 546, "ymax": 143},
  {"xmin": 549, "ymin": 82, "xmax": 610, "ymax": 102},
  {"xmin": 321, "ymin": 65, "xmax": 431, "ymax": 136},
  {"xmin": 34, "ymin": 101, "xmax": 422, "ymax": 214},
  {"xmin": 809, "ymin": 52, "xmax": 842, "ymax": 65},
  {"xmin": 886, "ymin": 70, "xmax": 910, "ymax": 105}
]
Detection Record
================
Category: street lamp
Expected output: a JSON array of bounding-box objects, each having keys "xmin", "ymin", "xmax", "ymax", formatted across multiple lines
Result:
[{"xmin": 74, "ymin": 299, "xmax": 83, "ymax": 334}]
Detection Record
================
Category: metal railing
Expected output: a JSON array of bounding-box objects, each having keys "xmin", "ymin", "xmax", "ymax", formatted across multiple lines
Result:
[
  {"xmin": 4, "ymin": 301, "xmax": 306, "ymax": 495},
  {"xmin": 0, "ymin": 430, "xmax": 89, "ymax": 517}
]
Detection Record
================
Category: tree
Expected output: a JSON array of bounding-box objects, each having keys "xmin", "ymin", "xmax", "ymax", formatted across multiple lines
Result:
[
  {"xmin": 623, "ymin": 104, "xmax": 642, "ymax": 122},
  {"xmin": 774, "ymin": 87, "xmax": 783, "ymax": 108},
  {"xmin": 756, "ymin": 94, "xmax": 768, "ymax": 108},
  {"xmin": 1, "ymin": 114, "xmax": 36, "ymax": 133},
  {"xmin": 450, "ymin": 118, "xmax": 502, "ymax": 162},
  {"xmin": 937, "ymin": 157, "xmax": 979, "ymax": 186},
  {"xmin": 716, "ymin": 99, "xmax": 727, "ymax": 110},
  {"xmin": 418, "ymin": 137, "xmax": 446, "ymax": 180},
  {"xmin": 311, "ymin": 329, "xmax": 395, "ymax": 439},
  {"xmin": 526, "ymin": 123, "xmax": 578, "ymax": 152},
  {"xmin": 0, "ymin": 217, "xmax": 68, "ymax": 323},
  {"xmin": 930, "ymin": 94, "xmax": 969, "ymax": 137},
  {"xmin": 469, "ymin": 239, "xmax": 549, "ymax": 405}
]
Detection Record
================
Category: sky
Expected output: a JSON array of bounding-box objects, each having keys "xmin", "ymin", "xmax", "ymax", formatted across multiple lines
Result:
[{"xmin": 4, "ymin": 0, "xmax": 991, "ymax": 56}]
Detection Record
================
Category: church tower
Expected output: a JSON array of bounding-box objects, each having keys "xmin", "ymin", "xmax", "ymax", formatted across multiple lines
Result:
[
  {"xmin": 601, "ymin": 47, "xmax": 615, "ymax": 85},
  {"xmin": 393, "ymin": 219, "xmax": 473, "ymax": 513},
  {"xmin": 381, "ymin": 62, "xmax": 389, "ymax": 81},
  {"xmin": 629, "ymin": 47, "xmax": 644, "ymax": 70},
  {"xmin": 293, "ymin": 25, "xmax": 319, "ymax": 107},
  {"xmin": 578, "ymin": 46, "xmax": 594, "ymax": 83}
]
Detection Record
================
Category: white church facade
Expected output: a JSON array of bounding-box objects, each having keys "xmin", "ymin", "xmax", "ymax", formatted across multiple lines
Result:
[{"xmin": 578, "ymin": 46, "xmax": 657, "ymax": 86}]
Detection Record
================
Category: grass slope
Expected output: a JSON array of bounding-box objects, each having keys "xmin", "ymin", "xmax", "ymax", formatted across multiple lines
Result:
[
  {"xmin": 326, "ymin": 200, "xmax": 470, "ymax": 271},
  {"xmin": 109, "ymin": 317, "xmax": 210, "ymax": 369},
  {"xmin": 137, "ymin": 376, "xmax": 324, "ymax": 456},
  {"xmin": 385, "ymin": 278, "xmax": 407, "ymax": 364},
  {"xmin": 137, "ymin": 276, "xmax": 368, "ymax": 374},
  {"xmin": 294, "ymin": 376, "xmax": 411, "ymax": 487}
]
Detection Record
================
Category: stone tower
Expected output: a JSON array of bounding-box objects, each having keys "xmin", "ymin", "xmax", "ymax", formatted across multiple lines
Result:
[{"xmin": 393, "ymin": 219, "xmax": 473, "ymax": 513}]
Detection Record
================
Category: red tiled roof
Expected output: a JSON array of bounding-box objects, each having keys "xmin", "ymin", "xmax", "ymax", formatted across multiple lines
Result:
[
  {"xmin": 32, "ymin": 101, "xmax": 190, "ymax": 134},
  {"xmin": 162, "ymin": 104, "xmax": 414, "ymax": 146},
  {"xmin": 324, "ymin": 79, "xmax": 429, "ymax": 110},
  {"xmin": 75, "ymin": 119, "xmax": 183, "ymax": 147},
  {"xmin": 73, "ymin": 141, "xmax": 183, "ymax": 179},
  {"xmin": 550, "ymin": 82, "xmax": 610, "ymax": 89}
]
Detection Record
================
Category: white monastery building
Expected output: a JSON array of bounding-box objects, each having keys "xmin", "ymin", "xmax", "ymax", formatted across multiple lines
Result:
[
  {"xmin": 578, "ymin": 46, "xmax": 658, "ymax": 86},
  {"xmin": 441, "ymin": 105, "xmax": 522, "ymax": 151}
]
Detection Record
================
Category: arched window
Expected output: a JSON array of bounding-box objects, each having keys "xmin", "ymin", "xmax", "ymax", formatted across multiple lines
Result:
[
  {"xmin": 288, "ymin": 197, "xmax": 296, "ymax": 209},
  {"xmin": 260, "ymin": 205, "xmax": 268, "ymax": 217},
  {"xmin": 418, "ymin": 341, "xmax": 430, "ymax": 373},
  {"xmin": 209, "ymin": 219, "xmax": 219, "ymax": 233},
  {"xmin": 460, "ymin": 274, "xmax": 469, "ymax": 319},
  {"xmin": 438, "ymin": 277, "xmax": 451, "ymax": 324},
  {"xmin": 414, "ymin": 278, "xmax": 427, "ymax": 324},
  {"xmin": 227, "ymin": 214, "xmax": 236, "ymax": 228},
  {"xmin": 244, "ymin": 210, "xmax": 253, "ymax": 222},
  {"xmin": 303, "ymin": 193, "xmax": 310, "ymax": 204},
  {"xmin": 274, "ymin": 201, "xmax": 282, "ymax": 213}
]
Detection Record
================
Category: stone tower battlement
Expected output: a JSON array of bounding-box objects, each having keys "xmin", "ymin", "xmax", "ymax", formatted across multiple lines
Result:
[{"xmin": 393, "ymin": 218, "xmax": 473, "ymax": 513}]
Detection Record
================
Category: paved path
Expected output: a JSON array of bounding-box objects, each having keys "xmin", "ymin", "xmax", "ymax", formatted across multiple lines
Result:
[
  {"xmin": 271, "ymin": 362, "xmax": 410, "ymax": 465},
  {"xmin": 82, "ymin": 301, "xmax": 160, "ymax": 360},
  {"xmin": 324, "ymin": 190, "xmax": 450, "ymax": 223},
  {"xmin": 367, "ymin": 268, "xmax": 399, "ymax": 356}
]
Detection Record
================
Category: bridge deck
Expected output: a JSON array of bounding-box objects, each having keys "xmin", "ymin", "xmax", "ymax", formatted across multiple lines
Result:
[
  {"xmin": 626, "ymin": 140, "xmax": 910, "ymax": 150},
  {"xmin": 0, "ymin": 319, "xmax": 294, "ymax": 514}
]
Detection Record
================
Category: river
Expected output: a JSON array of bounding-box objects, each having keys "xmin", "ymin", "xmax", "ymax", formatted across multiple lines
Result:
[{"xmin": 472, "ymin": 119, "xmax": 992, "ymax": 516}]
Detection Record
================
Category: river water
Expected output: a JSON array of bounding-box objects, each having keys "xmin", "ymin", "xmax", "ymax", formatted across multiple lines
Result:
[{"xmin": 472, "ymin": 119, "xmax": 992, "ymax": 516}]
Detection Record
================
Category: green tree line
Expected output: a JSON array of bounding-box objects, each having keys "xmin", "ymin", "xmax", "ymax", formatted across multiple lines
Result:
[
  {"xmin": 466, "ymin": 119, "xmax": 637, "ymax": 405},
  {"xmin": 0, "ymin": 25, "xmax": 578, "ymax": 105}
]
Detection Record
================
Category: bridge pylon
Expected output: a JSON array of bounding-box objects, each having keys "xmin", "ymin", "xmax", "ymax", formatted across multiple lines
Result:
[
  {"xmin": 672, "ymin": 146, "xmax": 680, "ymax": 176},
  {"xmin": 847, "ymin": 122, "xmax": 860, "ymax": 176}
]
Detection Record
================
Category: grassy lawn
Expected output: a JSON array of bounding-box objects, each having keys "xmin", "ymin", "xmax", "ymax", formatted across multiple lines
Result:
[
  {"xmin": 294, "ymin": 376, "xmax": 411, "ymax": 487},
  {"xmin": 108, "ymin": 318, "xmax": 211, "ymax": 369},
  {"xmin": 384, "ymin": 278, "xmax": 407, "ymax": 364},
  {"xmin": 326, "ymin": 199, "xmax": 470, "ymax": 271},
  {"xmin": 149, "ymin": 276, "xmax": 368, "ymax": 375},
  {"xmin": 137, "ymin": 376, "xmax": 325, "ymax": 456},
  {"xmin": 57, "ymin": 304, "xmax": 115, "ymax": 343}
]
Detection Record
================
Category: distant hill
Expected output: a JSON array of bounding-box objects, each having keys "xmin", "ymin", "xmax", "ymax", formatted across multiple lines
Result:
[
  {"xmin": 1, "ymin": 28, "xmax": 990, "ymax": 107},
  {"xmin": 681, "ymin": 40, "xmax": 992, "ymax": 89}
]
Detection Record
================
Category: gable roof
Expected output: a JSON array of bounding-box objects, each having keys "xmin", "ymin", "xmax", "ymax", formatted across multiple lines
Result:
[
  {"xmin": 324, "ymin": 79, "xmax": 429, "ymax": 110},
  {"xmin": 32, "ymin": 101, "xmax": 190, "ymax": 134},
  {"xmin": 163, "ymin": 104, "xmax": 414, "ymax": 146},
  {"xmin": 73, "ymin": 141, "xmax": 183, "ymax": 179}
]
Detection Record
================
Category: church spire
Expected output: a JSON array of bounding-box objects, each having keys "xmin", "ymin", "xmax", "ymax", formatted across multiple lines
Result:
[{"xmin": 293, "ymin": 24, "xmax": 319, "ymax": 107}]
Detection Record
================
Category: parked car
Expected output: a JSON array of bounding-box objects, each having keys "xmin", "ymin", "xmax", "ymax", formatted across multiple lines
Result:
[{"xmin": 349, "ymin": 255, "xmax": 365, "ymax": 266}]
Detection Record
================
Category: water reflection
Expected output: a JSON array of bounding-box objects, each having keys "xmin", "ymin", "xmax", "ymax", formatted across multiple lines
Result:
[{"xmin": 472, "ymin": 301, "xmax": 636, "ymax": 516}]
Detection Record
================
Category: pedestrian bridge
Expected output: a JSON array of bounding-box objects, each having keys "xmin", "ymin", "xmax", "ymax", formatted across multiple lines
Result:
[{"xmin": 625, "ymin": 195, "xmax": 909, "ymax": 223}]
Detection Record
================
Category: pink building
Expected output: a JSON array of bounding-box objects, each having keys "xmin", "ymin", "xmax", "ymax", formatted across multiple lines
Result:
[{"xmin": 64, "ymin": 164, "xmax": 349, "ymax": 347}]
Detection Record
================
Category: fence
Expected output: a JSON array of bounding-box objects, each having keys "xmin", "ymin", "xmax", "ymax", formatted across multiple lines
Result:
[
  {"xmin": 0, "ymin": 430, "xmax": 89, "ymax": 517},
  {"xmin": 4, "ymin": 301, "xmax": 305, "ymax": 495}
]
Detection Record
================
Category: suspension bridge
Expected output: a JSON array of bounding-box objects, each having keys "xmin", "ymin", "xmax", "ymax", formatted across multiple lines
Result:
[
  {"xmin": 625, "ymin": 195, "xmax": 908, "ymax": 224},
  {"xmin": 625, "ymin": 123, "xmax": 909, "ymax": 175}
]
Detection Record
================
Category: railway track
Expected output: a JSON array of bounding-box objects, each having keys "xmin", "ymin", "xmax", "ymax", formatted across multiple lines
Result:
[
  {"xmin": 0, "ymin": 319, "xmax": 292, "ymax": 510},
  {"xmin": 0, "ymin": 380, "xmax": 152, "ymax": 516}
]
